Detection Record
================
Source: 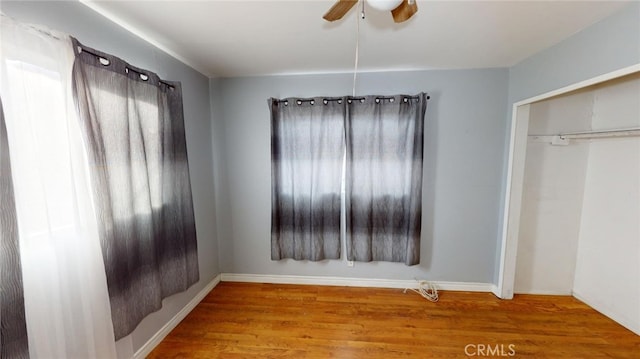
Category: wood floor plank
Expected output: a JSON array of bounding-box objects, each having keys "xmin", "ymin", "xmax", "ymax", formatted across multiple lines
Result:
[{"xmin": 149, "ymin": 282, "xmax": 640, "ymax": 358}]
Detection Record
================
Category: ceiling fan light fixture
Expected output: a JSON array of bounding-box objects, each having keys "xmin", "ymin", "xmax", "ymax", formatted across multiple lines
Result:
[
  {"xmin": 322, "ymin": 0, "xmax": 416, "ymax": 23},
  {"xmin": 367, "ymin": 0, "xmax": 403, "ymax": 12}
]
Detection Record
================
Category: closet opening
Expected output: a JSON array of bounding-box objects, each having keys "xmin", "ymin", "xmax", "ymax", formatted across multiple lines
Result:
[{"xmin": 497, "ymin": 66, "xmax": 640, "ymax": 335}]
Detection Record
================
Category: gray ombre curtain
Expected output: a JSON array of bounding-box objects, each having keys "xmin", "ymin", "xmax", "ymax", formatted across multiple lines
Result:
[
  {"xmin": 270, "ymin": 97, "xmax": 345, "ymax": 261},
  {"xmin": 71, "ymin": 39, "xmax": 199, "ymax": 339},
  {"xmin": 345, "ymin": 94, "xmax": 427, "ymax": 265},
  {"xmin": 0, "ymin": 98, "xmax": 29, "ymax": 359}
]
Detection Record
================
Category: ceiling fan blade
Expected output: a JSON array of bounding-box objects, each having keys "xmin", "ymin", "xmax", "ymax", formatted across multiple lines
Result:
[
  {"xmin": 391, "ymin": 0, "xmax": 418, "ymax": 23},
  {"xmin": 323, "ymin": 0, "xmax": 359, "ymax": 22}
]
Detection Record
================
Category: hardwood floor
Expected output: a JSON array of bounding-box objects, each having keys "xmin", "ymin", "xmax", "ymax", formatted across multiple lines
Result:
[{"xmin": 149, "ymin": 282, "xmax": 640, "ymax": 358}]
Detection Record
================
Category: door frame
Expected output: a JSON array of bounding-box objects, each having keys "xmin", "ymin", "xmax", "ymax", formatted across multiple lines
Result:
[{"xmin": 494, "ymin": 64, "xmax": 640, "ymax": 299}]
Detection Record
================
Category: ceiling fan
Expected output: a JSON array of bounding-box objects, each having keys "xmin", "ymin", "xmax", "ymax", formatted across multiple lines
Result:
[{"xmin": 323, "ymin": 0, "xmax": 418, "ymax": 23}]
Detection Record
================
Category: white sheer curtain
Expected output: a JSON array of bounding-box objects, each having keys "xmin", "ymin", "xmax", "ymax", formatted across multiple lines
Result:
[{"xmin": 0, "ymin": 15, "xmax": 117, "ymax": 358}]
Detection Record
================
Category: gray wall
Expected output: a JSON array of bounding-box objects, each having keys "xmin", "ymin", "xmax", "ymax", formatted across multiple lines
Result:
[
  {"xmin": 3, "ymin": 0, "xmax": 637, "ymax": 355},
  {"xmin": 495, "ymin": 2, "xmax": 640, "ymax": 283},
  {"xmin": 215, "ymin": 68, "xmax": 508, "ymax": 283},
  {"xmin": 508, "ymin": 2, "xmax": 640, "ymax": 104},
  {"xmin": 210, "ymin": 77, "xmax": 233, "ymax": 269},
  {"xmin": 0, "ymin": 0, "xmax": 220, "ymax": 354}
]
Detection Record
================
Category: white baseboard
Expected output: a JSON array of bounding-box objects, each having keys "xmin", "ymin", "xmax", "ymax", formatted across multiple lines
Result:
[
  {"xmin": 220, "ymin": 273, "xmax": 494, "ymax": 292},
  {"xmin": 490, "ymin": 284, "xmax": 501, "ymax": 298},
  {"xmin": 133, "ymin": 274, "xmax": 221, "ymax": 359},
  {"xmin": 514, "ymin": 289, "xmax": 573, "ymax": 296}
]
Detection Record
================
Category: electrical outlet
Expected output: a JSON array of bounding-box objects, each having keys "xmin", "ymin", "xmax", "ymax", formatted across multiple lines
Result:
[{"xmin": 347, "ymin": 260, "xmax": 354, "ymax": 267}]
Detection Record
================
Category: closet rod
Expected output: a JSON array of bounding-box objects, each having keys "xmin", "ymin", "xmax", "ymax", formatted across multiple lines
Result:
[{"xmin": 530, "ymin": 128, "xmax": 640, "ymax": 141}]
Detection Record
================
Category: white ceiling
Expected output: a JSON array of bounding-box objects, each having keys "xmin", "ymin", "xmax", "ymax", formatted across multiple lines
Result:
[{"xmin": 81, "ymin": 0, "xmax": 632, "ymax": 77}]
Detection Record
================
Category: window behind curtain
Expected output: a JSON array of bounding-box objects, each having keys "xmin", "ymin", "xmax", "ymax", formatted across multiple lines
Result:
[
  {"xmin": 71, "ymin": 39, "xmax": 199, "ymax": 340},
  {"xmin": 270, "ymin": 94, "xmax": 427, "ymax": 265},
  {"xmin": 346, "ymin": 94, "xmax": 427, "ymax": 265}
]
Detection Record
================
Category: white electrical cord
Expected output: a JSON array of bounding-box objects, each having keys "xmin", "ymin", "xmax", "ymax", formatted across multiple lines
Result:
[
  {"xmin": 352, "ymin": 0, "xmax": 363, "ymax": 97},
  {"xmin": 404, "ymin": 279, "xmax": 439, "ymax": 302}
]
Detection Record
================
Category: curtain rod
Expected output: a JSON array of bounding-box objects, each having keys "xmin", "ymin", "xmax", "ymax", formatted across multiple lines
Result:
[
  {"xmin": 2, "ymin": 14, "xmax": 62, "ymax": 40},
  {"xmin": 274, "ymin": 95, "xmax": 429, "ymax": 106},
  {"xmin": 78, "ymin": 46, "xmax": 175, "ymax": 89}
]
